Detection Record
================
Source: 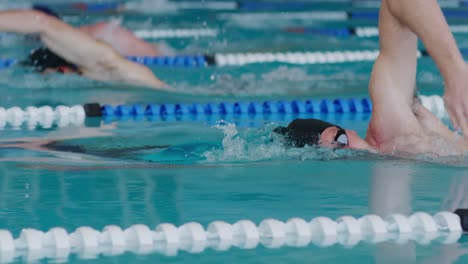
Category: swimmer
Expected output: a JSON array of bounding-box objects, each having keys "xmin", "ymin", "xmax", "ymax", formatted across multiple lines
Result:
[
  {"xmin": 275, "ymin": 0, "xmax": 468, "ymax": 157},
  {"xmin": 367, "ymin": 0, "xmax": 468, "ymax": 156},
  {"xmin": 0, "ymin": 9, "xmax": 167, "ymax": 89},
  {"xmin": 274, "ymin": 118, "xmax": 377, "ymax": 152},
  {"xmin": 275, "ymin": 107, "xmax": 467, "ymax": 157}
]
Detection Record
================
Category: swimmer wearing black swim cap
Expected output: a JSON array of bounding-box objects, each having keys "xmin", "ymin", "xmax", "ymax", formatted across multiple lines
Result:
[
  {"xmin": 274, "ymin": 118, "xmax": 376, "ymax": 151},
  {"xmin": 22, "ymin": 47, "xmax": 79, "ymax": 74}
]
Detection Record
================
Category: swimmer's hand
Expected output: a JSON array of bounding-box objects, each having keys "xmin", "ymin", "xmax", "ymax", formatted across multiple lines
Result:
[
  {"xmin": 159, "ymin": 82, "xmax": 176, "ymax": 92},
  {"xmin": 444, "ymin": 63, "xmax": 468, "ymax": 138}
]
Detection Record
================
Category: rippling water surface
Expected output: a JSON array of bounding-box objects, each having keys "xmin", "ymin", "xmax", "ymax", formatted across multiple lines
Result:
[{"xmin": 0, "ymin": 0, "xmax": 466, "ymax": 263}]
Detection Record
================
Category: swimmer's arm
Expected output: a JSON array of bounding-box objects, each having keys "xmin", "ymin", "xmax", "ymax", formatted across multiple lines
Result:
[
  {"xmin": 384, "ymin": 0, "xmax": 468, "ymax": 135},
  {"xmin": 384, "ymin": 0, "xmax": 464, "ymax": 80},
  {"xmin": 0, "ymin": 10, "xmax": 49, "ymax": 33},
  {"xmin": 367, "ymin": 0, "xmax": 423, "ymax": 153},
  {"xmin": 79, "ymin": 22, "xmax": 160, "ymax": 57},
  {"xmin": 369, "ymin": 1, "xmax": 465, "ymax": 155},
  {"xmin": 95, "ymin": 57, "xmax": 169, "ymax": 89},
  {"xmin": 413, "ymin": 101, "xmax": 468, "ymax": 153},
  {"xmin": 0, "ymin": 10, "xmax": 166, "ymax": 89}
]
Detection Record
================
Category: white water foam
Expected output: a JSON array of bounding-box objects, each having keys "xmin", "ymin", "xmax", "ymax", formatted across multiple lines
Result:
[
  {"xmin": 182, "ymin": 66, "xmax": 368, "ymax": 96},
  {"xmin": 202, "ymin": 121, "xmax": 356, "ymax": 163}
]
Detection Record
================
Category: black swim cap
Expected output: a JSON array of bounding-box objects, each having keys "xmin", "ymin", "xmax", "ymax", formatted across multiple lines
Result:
[
  {"xmin": 32, "ymin": 4, "xmax": 61, "ymax": 19},
  {"xmin": 273, "ymin": 118, "xmax": 347, "ymax": 148},
  {"xmin": 22, "ymin": 48, "xmax": 76, "ymax": 72}
]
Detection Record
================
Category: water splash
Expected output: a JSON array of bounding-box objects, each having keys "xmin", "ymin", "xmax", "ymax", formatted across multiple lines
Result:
[
  {"xmin": 0, "ymin": 68, "xmax": 96, "ymax": 90},
  {"xmin": 180, "ymin": 66, "xmax": 369, "ymax": 96},
  {"xmin": 202, "ymin": 121, "xmax": 356, "ymax": 163}
]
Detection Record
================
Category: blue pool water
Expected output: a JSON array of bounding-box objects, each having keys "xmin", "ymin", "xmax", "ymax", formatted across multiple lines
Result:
[{"xmin": 0, "ymin": 0, "xmax": 467, "ymax": 263}]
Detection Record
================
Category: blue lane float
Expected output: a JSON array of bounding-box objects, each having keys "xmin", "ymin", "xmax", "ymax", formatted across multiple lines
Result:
[
  {"xmin": 0, "ymin": 95, "xmax": 446, "ymax": 129},
  {"xmin": 237, "ymin": 0, "xmax": 348, "ymax": 11},
  {"xmin": 126, "ymin": 55, "xmax": 208, "ymax": 67},
  {"xmin": 221, "ymin": 9, "xmax": 468, "ymax": 22},
  {"xmin": 2, "ymin": 47, "xmax": 468, "ymax": 69},
  {"xmin": 32, "ymin": 1, "xmax": 122, "ymax": 12},
  {"xmin": 286, "ymin": 27, "xmax": 353, "ymax": 38},
  {"xmin": 229, "ymin": 0, "xmax": 467, "ymax": 11},
  {"xmin": 286, "ymin": 25, "xmax": 468, "ymax": 38},
  {"xmin": 91, "ymin": 98, "xmax": 373, "ymax": 118},
  {"xmin": 0, "ymin": 56, "xmax": 207, "ymax": 69},
  {"xmin": 34, "ymin": 1, "xmax": 468, "ymax": 19},
  {"xmin": 349, "ymin": 9, "xmax": 468, "ymax": 20},
  {"xmin": 0, "ymin": 59, "xmax": 17, "ymax": 69}
]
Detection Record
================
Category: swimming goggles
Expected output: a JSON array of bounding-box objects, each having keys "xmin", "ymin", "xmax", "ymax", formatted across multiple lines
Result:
[{"xmin": 333, "ymin": 128, "xmax": 349, "ymax": 148}]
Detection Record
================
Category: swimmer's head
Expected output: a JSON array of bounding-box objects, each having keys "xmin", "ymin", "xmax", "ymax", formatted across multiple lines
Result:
[
  {"xmin": 22, "ymin": 48, "xmax": 78, "ymax": 74},
  {"xmin": 274, "ymin": 118, "xmax": 349, "ymax": 148}
]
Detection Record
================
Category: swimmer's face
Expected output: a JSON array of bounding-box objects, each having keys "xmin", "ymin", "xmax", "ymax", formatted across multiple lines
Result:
[{"xmin": 319, "ymin": 126, "xmax": 361, "ymax": 149}]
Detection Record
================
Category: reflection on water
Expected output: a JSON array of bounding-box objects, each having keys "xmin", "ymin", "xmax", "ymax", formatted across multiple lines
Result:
[
  {"xmin": 370, "ymin": 161, "xmax": 468, "ymax": 264},
  {"xmin": 0, "ymin": 155, "xmax": 466, "ymax": 263}
]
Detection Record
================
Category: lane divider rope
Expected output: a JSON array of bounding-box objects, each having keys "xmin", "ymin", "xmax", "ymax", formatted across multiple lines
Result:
[
  {"xmin": 235, "ymin": 0, "xmax": 463, "ymax": 11},
  {"xmin": 0, "ymin": 48, "xmax": 467, "ymax": 68},
  {"xmin": 218, "ymin": 9, "xmax": 468, "ymax": 21},
  {"xmin": 170, "ymin": 0, "xmax": 370, "ymax": 11},
  {"xmin": 166, "ymin": 1, "xmax": 238, "ymax": 10},
  {"xmin": 0, "ymin": 210, "xmax": 466, "ymax": 263},
  {"xmin": 285, "ymin": 24, "xmax": 468, "ymax": 38},
  {"xmin": 32, "ymin": 2, "xmax": 122, "ymax": 12},
  {"xmin": 237, "ymin": 0, "xmax": 362, "ymax": 11},
  {"xmin": 27, "ymin": 0, "xmax": 373, "ymax": 13},
  {"xmin": 133, "ymin": 28, "xmax": 218, "ymax": 39},
  {"xmin": 33, "ymin": 0, "xmax": 467, "ymax": 13},
  {"xmin": 354, "ymin": 0, "xmax": 461, "ymax": 8},
  {"xmin": 0, "ymin": 95, "xmax": 447, "ymax": 129},
  {"xmin": 37, "ymin": 0, "xmax": 390, "ymax": 13},
  {"xmin": 211, "ymin": 50, "xmax": 382, "ymax": 66},
  {"xmin": 170, "ymin": 0, "xmax": 348, "ymax": 11},
  {"xmin": 0, "ymin": 28, "xmax": 217, "ymax": 41},
  {"xmin": 218, "ymin": 11, "xmax": 350, "ymax": 21}
]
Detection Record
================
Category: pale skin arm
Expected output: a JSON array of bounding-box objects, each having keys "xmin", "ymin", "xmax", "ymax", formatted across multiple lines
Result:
[
  {"xmin": 367, "ymin": 0, "xmax": 467, "ymax": 156},
  {"xmin": 79, "ymin": 22, "xmax": 160, "ymax": 57},
  {"xmin": 384, "ymin": 0, "xmax": 468, "ymax": 136},
  {"xmin": 0, "ymin": 10, "xmax": 167, "ymax": 89},
  {"xmin": 366, "ymin": 0, "xmax": 424, "ymax": 154}
]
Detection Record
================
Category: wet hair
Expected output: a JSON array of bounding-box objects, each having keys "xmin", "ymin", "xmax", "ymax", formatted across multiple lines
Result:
[
  {"xmin": 273, "ymin": 118, "xmax": 347, "ymax": 148},
  {"xmin": 22, "ymin": 48, "xmax": 76, "ymax": 72}
]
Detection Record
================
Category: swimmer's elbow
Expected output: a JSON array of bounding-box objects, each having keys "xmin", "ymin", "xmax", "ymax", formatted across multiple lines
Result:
[{"xmin": 92, "ymin": 43, "xmax": 122, "ymax": 70}]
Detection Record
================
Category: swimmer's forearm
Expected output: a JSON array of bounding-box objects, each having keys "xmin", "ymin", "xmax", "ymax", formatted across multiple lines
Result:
[
  {"xmin": 125, "ymin": 65, "xmax": 168, "ymax": 90},
  {"xmin": 0, "ymin": 10, "xmax": 49, "ymax": 33},
  {"xmin": 90, "ymin": 57, "xmax": 168, "ymax": 90},
  {"xmin": 384, "ymin": 0, "xmax": 465, "ymax": 79}
]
